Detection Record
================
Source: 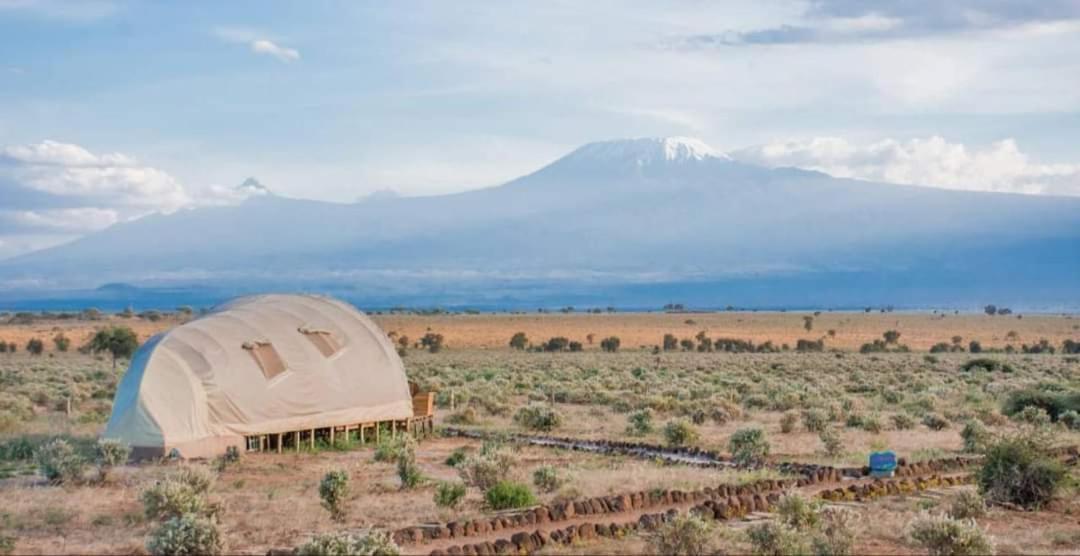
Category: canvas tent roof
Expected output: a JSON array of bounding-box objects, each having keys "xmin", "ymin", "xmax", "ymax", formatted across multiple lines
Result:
[{"xmin": 104, "ymin": 294, "xmax": 412, "ymax": 458}]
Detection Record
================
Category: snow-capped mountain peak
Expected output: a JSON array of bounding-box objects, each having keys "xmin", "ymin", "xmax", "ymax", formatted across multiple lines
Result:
[{"xmin": 563, "ymin": 137, "xmax": 730, "ymax": 166}]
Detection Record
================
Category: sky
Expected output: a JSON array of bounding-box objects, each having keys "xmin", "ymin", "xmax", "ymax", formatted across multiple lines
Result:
[{"xmin": 1, "ymin": 0, "xmax": 1080, "ymax": 258}]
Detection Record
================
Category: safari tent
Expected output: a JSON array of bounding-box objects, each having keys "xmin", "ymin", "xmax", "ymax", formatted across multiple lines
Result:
[{"xmin": 104, "ymin": 294, "xmax": 429, "ymax": 459}]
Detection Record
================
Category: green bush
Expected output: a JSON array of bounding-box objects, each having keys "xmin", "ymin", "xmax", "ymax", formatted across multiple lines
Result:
[
  {"xmin": 434, "ymin": 481, "xmax": 466, "ymax": 509},
  {"xmin": 458, "ymin": 446, "xmax": 514, "ymax": 490},
  {"xmin": 948, "ymin": 490, "xmax": 986, "ymax": 519},
  {"xmin": 812, "ymin": 507, "xmax": 858, "ymax": 556},
  {"xmin": 1060, "ymin": 410, "xmax": 1080, "ymax": 431},
  {"xmin": 94, "ymin": 438, "xmax": 130, "ymax": 482},
  {"xmin": 649, "ymin": 513, "xmax": 713, "ymax": 556},
  {"xmin": 146, "ymin": 514, "xmax": 223, "ymax": 556},
  {"xmin": 747, "ymin": 522, "xmax": 809, "ymax": 556},
  {"xmin": 860, "ymin": 413, "xmax": 883, "ymax": 433},
  {"xmin": 960, "ymin": 421, "xmax": 990, "ymax": 453},
  {"xmin": 779, "ymin": 412, "xmax": 797, "ymax": 434},
  {"xmin": 626, "ymin": 409, "xmax": 654, "ymax": 435},
  {"xmin": 396, "ymin": 447, "xmax": 423, "ymax": 490},
  {"xmin": 319, "ymin": 470, "xmax": 350, "ymax": 521},
  {"xmin": 142, "ymin": 468, "xmax": 214, "ymax": 521},
  {"xmin": 728, "ymin": 427, "xmax": 770, "ymax": 466},
  {"xmin": 960, "ymin": 358, "xmax": 1013, "ymax": 373},
  {"xmin": 444, "ymin": 448, "xmax": 468, "ymax": 467},
  {"xmin": 892, "ymin": 413, "xmax": 916, "ymax": 430},
  {"xmin": 775, "ymin": 493, "xmax": 821, "ymax": 530},
  {"xmin": 1013, "ymin": 406, "xmax": 1051, "ymax": 427},
  {"xmin": 978, "ymin": 436, "xmax": 1065, "ymax": 509},
  {"xmin": 34, "ymin": 438, "xmax": 86, "ymax": 484},
  {"xmin": 484, "ymin": 481, "xmax": 536, "ymax": 510},
  {"xmin": 664, "ymin": 419, "xmax": 700, "ymax": 448},
  {"xmin": 906, "ymin": 513, "xmax": 994, "ymax": 556},
  {"xmin": 922, "ymin": 414, "xmax": 949, "ymax": 430},
  {"xmin": 373, "ymin": 436, "xmax": 411, "ymax": 463},
  {"xmin": 1002, "ymin": 388, "xmax": 1080, "ymax": 422},
  {"xmin": 802, "ymin": 409, "xmax": 829, "ymax": 433},
  {"xmin": 819, "ymin": 427, "xmax": 844, "ymax": 458},
  {"xmin": 297, "ymin": 531, "xmax": 400, "ymax": 556},
  {"xmin": 532, "ymin": 465, "xmax": 563, "ymax": 493},
  {"xmin": 513, "ymin": 405, "xmax": 562, "ymax": 431}
]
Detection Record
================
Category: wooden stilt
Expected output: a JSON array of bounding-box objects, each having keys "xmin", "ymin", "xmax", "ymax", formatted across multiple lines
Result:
[
  {"xmin": 330, "ymin": 426, "xmax": 335, "ymax": 446},
  {"xmin": 376, "ymin": 421, "xmax": 381, "ymax": 442},
  {"xmin": 294, "ymin": 430, "xmax": 300, "ymax": 452},
  {"xmin": 277, "ymin": 433, "xmax": 282, "ymax": 453},
  {"xmin": 310, "ymin": 429, "xmax": 315, "ymax": 449},
  {"xmin": 360, "ymin": 424, "xmax": 365, "ymax": 444}
]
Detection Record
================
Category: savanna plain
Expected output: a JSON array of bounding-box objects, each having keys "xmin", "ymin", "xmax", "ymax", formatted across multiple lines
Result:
[{"xmin": 1, "ymin": 309, "xmax": 1079, "ymax": 555}]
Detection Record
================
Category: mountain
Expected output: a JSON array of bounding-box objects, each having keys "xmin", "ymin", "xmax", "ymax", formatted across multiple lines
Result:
[{"xmin": 2, "ymin": 137, "xmax": 1078, "ymax": 310}]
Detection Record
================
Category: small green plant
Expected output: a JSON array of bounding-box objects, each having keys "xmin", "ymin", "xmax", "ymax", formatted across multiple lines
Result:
[
  {"xmin": 747, "ymin": 522, "xmax": 809, "ymax": 556},
  {"xmin": 434, "ymin": 481, "xmax": 466, "ymax": 509},
  {"xmin": 458, "ymin": 445, "xmax": 514, "ymax": 490},
  {"xmin": 146, "ymin": 514, "xmax": 223, "ymax": 556},
  {"xmin": 906, "ymin": 513, "xmax": 994, "ymax": 556},
  {"xmin": 922, "ymin": 414, "xmax": 949, "ymax": 431},
  {"xmin": 859, "ymin": 413, "xmax": 883, "ymax": 433},
  {"xmin": 664, "ymin": 419, "xmax": 700, "ymax": 448},
  {"xmin": 892, "ymin": 413, "xmax": 916, "ymax": 430},
  {"xmin": 396, "ymin": 447, "xmax": 423, "ymax": 489},
  {"xmin": 142, "ymin": 468, "xmax": 214, "ymax": 521},
  {"xmin": 532, "ymin": 465, "xmax": 563, "ymax": 493},
  {"xmin": 819, "ymin": 427, "xmax": 844, "ymax": 458},
  {"xmin": 948, "ymin": 490, "xmax": 986, "ymax": 519},
  {"xmin": 626, "ymin": 409, "xmax": 654, "ymax": 435},
  {"xmin": 1013, "ymin": 406, "xmax": 1051, "ymax": 427},
  {"xmin": 812, "ymin": 507, "xmax": 858, "ymax": 556},
  {"xmin": 319, "ymin": 470, "xmax": 350, "ymax": 522},
  {"xmin": 779, "ymin": 412, "xmax": 797, "ymax": 433},
  {"xmin": 649, "ymin": 513, "xmax": 714, "ymax": 556},
  {"xmin": 728, "ymin": 427, "xmax": 770, "ymax": 466},
  {"xmin": 297, "ymin": 531, "xmax": 400, "ymax": 556},
  {"xmin": 373, "ymin": 436, "xmax": 410, "ymax": 463},
  {"xmin": 960, "ymin": 421, "xmax": 990, "ymax": 453},
  {"xmin": 484, "ymin": 480, "xmax": 536, "ymax": 510},
  {"xmin": 34, "ymin": 438, "xmax": 85, "ymax": 484},
  {"xmin": 513, "ymin": 405, "xmax": 562, "ymax": 431},
  {"xmin": 802, "ymin": 409, "xmax": 829, "ymax": 433},
  {"xmin": 775, "ymin": 493, "xmax": 821, "ymax": 530},
  {"xmin": 1061, "ymin": 409, "xmax": 1080, "ymax": 430},
  {"xmin": 444, "ymin": 448, "xmax": 468, "ymax": 467}
]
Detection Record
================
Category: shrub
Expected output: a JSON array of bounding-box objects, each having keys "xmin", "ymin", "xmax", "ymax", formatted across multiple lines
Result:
[
  {"xmin": 34, "ymin": 439, "xmax": 86, "ymax": 484},
  {"xmin": 955, "ymin": 420, "xmax": 987, "ymax": 454},
  {"xmin": 513, "ymin": 405, "xmax": 562, "ymax": 431},
  {"xmin": 812, "ymin": 507, "xmax": 858, "ymax": 556},
  {"xmin": 142, "ymin": 468, "xmax": 214, "ymax": 521},
  {"xmin": 25, "ymin": 338, "xmax": 44, "ymax": 355},
  {"xmin": 627, "ymin": 409, "xmax": 654, "ymax": 435},
  {"xmin": 53, "ymin": 334, "xmax": 70, "ymax": 352},
  {"xmin": 664, "ymin": 419, "xmax": 700, "ymax": 448},
  {"xmin": 434, "ymin": 481, "xmax": 466, "ymax": 509},
  {"xmin": 484, "ymin": 481, "xmax": 536, "ymax": 510},
  {"xmin": 860, "ymin": 413, "xmax": 883, "ymax": 433},
  {"xmin": 892, "ymin": 413, "xmax": 916, "ymax": 430},
  {"xmin": 775, "ymin": 493, "xmax": 821, "ymax": 530},
  {"xmin": 922, "ymin": 414, "xmax": 949, "ymax": 430},
  {"xmin": 1002, "ymin": 388, "xmax": 1080, "ymax": 422},
  {"xmin": 948, "ymin": 490, "xmax": 986, "ymax": 519},
  {"xmin": 508, "ymin": 332, "xmax": 528, "ymax": 350},
  {"xmin": 960, "ymin": 358, "xmax": 1011, "ymax": 373},
  {"xmin": 978, "ymin": 436, "xmax": 1065, "ymax": 509},
  {"xmin": 728, "ymin": 427, "xmax": 770, "ymax": 466},
  {"xmin": 779, "ymin": 412, "xmax": 797, "ymax": 433},
  {"xmin": 1013, "ymin": 406, "xmax": 1051, "ymax": 427},
  {"xmin": 444, "ymin": 448, "xmax": 468, "ymax": 467},
  {"xmin": 297, "ymin": 531, "xmax": 400, "ymax": 556},
  {"xmin": 532, "ymin": 465, "xmax": 563, "ymax": 493},
  {"xmin": 1060, "ymin": 409, "xmax": 1080, "ymax": 431},
  {"xmin": 459, "ymin": 447, "xmax": 514, "ymax": 490},
  {"xmin": 802, "ymin": 409, "xmax": 828, "ymax": 433},
  {"xmin": 319, "ymin": 470, "xmax": 350, "ymax": 521},
  {"xmin": 395, "ymin": 440, "xmax": 422, "ymax": 489},
  {"xmin": 600, "ymin": 336, "xmax": 621, "ymax": 352},
  {"xmin": 649, "ymin": 513, "xmax": 713, "ymax": 556},
  {"xmin": 819, "ymin": 427, "xmax": 843, "ymax": 458},
  {"xmin": 906, "ymin": 513, "xmax": 994, "ymax": 556},
  {"xmin": 445, "ymin": 407, "xmax": 478, "ymax": 425},
  {"xmin": 373, "ymin": 436, "xmax": 410, "ymax": 463},
  {"xmin": 747, "ymin": 522, "xmax": 809, "ymax": 556},
  {"xmin": 146, "ymin": 514, "xmax": 223, "ymax": 556},
  {"xmin": 95, "ymin": 438, "xmax": 131, "ymax": 482}
]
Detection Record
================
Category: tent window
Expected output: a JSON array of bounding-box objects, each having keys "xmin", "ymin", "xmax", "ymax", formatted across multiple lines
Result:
[
  {"xmin": 299, "ymin": 327, "xmax": 341, "ymax": 357},
  {"xmin": 243, "ymin": 341, "xmax": 286, "ymax": 379}
]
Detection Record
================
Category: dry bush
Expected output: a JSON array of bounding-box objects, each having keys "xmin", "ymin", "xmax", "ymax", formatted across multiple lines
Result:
[
  {"xmin": 649, "ymin": 513, "xmax": 713, "ymax": 556},
  {"xmin": 948, "ymin": 490, "xmax": 987, "ymax": 519},
  {"xmin": 34, "ymin": 438, "xmax": 86, "ymax": 484},
  {"xmin": 906, "ymin": 513, "xmax": 994, "ymax": 556},
  {"xmin": 146, "ymin": 514, "xmax": 223, "ymax": 556},
  {"xmin": 297, "ymin": 530, "xmax": 400, "ymax": 556}
]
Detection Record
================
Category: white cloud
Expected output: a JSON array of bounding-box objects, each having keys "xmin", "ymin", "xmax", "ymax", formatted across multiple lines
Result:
[
  {"xmin": 251, "ymin": 39, "xmax": 300, "ymax": 62},
  {"xmin": 731, "ymin": 136, "xmax": 1080, "ymax": 196}
]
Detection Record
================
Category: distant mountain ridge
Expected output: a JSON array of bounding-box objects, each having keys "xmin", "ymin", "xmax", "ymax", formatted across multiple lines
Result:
[{"xmin": 2, "ymin": 137, "xmax": 1078, "ymax": 309}]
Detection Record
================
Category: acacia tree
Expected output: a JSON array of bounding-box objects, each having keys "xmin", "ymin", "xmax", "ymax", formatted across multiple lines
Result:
[{"xmin": 89, "ymin": 326, "xmax": 139, "ymax": 369}]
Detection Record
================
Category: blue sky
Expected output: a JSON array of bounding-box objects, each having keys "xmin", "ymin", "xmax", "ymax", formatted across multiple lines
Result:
[{"xmin": 1, "ymin": 0, "xmax": 1080, "ymax": 257}]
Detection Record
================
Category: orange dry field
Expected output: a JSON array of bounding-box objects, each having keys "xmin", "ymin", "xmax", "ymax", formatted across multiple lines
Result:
[
  {"xmin": 2, "ymin": 310, "xmax": 1077, "ymax": 353},
  {"xmin": 1, "ymin": 309, "xmax": 1079, "ymax": 555}
]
